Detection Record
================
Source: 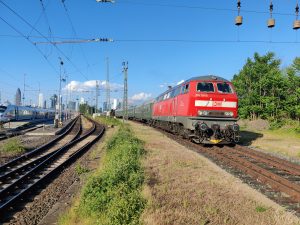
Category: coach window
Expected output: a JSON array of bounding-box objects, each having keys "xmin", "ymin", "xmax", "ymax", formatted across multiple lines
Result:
[
  {"xmin": 217, "ymin": 82, "xmax": 233, "ymax": 93},
  {"xmin": 197, "ymin": 82, "xmax": 214, "ymax": 92}
]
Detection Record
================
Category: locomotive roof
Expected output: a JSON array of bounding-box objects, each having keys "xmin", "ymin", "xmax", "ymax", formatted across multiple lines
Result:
[
  {"xmin": 186, "ymin": 75, "xmax": 229, "ymax": 83},
  {"xmin": 157, "ymin": 75, "xmax": 230, "ymax": 97}
]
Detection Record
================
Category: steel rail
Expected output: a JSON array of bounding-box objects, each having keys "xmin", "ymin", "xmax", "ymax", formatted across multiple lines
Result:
[
  {"xmin": 234, "ymin": 145, "xmax": 300, "ymax": 172},
  {"xmin": 222, "ymin": 146, "xmax": 300, "ymax": 176},
  {"xmin": 0, "ymin": 118, "xmax": 82, "ymax": 184},
  {"xmin": 0, "ymin": 116, "xmax": 79, "ymax": 174},
  {"xmin": 0, "ymin": 117, "xmax": 104, "ymax": 218},
  {"xmin": 210, "ymin": 147, "xmax": 300, "ymax": 201},
  {"xmin": 0, "ymin": 119, "xmax": 54, "ymax": 141}
]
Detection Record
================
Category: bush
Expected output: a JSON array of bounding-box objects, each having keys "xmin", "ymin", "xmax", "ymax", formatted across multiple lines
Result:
[
  {"xmin": 78, "ymin": 125, "xmax": 146, "ymax": 225},
  {"xmin": 269, "ymin": 119, "xmax": 284, "ymax": 130},
  {"xmin": 2, "ymin": 138, "xmax": 25, "ymax": 154}
]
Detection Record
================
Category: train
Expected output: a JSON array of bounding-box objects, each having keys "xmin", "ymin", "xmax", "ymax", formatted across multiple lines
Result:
[
  {"xmin": 0, "ymin": 105, "xmax": 55, "ymax": 122},
  {"xmin": 116, "ymin": 75, "xmax": 240, "ymax": 144}
]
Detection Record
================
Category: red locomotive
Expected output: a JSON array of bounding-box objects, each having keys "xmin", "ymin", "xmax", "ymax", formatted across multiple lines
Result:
[{"xmin": 116, "ymin": 75, "xmax": 240, "ymax": 144}]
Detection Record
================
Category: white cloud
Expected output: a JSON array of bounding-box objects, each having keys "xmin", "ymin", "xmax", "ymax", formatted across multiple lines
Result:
[
  {"xmin": 64, "ymin": 80, "xmax": 123, "ymax": 92},
  {"xmin": 130, "ymin": 92, "xmax": 152, "ymax": 101}
]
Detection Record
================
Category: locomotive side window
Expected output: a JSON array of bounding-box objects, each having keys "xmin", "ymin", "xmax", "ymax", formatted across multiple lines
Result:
[
  {"xmin": 181, "ymin": 83, "xmax": 189, "ymax": 94},
  {"xmin": 197, "ymin": 82, "xmax": 214, "ymax": 92},
  {"xmin": 174, "ymin": 86, "xmax": 181, "ymax": 97},
  {"xmin": 217, "ymin": 82, "xmax": 233, "ymax": 93}
]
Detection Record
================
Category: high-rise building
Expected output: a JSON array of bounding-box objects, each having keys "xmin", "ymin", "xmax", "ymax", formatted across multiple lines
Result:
[
  {"xmin": 80, "ymin": 97, "xmax": 85, "ymax": 104},
  {"xmin": 112, "ymin": 99, "xmax": 118, "ymax": 110},
  {"xmin": 38, "ymin": 93, "xmax": 44, "ymax": 108},
  {"xmin": 43, "ymin": 100, "xmax": 47, "ymax": 109},
  {"xmin": 103, "ymin": 102, "xmax": 107, "ymax": 112},
  {"xmin": 15, "ymin": 88, "xmax": 21, "ymax": 106},
  {"xmin": 50, "ymin": 94, "xmax": 57, "ymax": 109}
]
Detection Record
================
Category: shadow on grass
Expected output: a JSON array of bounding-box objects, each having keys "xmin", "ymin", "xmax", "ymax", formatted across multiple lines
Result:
[{"xmin": 239, "ymin": 130, "xmax": 263, "ymax": 146}]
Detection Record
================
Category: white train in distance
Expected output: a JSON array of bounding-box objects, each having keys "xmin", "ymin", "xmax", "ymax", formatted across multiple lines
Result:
[{"xmin": 0, "ymin": 105, "xmax": 55, "ymax": 122}]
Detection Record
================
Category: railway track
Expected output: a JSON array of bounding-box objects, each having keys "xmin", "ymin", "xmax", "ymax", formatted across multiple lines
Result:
[
  {"xmin": 0, "ymin": 116, "xmax": 105, "ymax": 221},
  {"xmin": 202, "ymin": 145, "xmax": 300, "ymax": 205},
  {"xmin": 0, "ymin": 119, "xmax": 54, "ymax": 141},
  {"xmin": 140, "ymin": 121, "xmax": 300, "ymax": 214}
]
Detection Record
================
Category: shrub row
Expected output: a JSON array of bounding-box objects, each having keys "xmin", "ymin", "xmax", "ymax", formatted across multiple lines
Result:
[{"xmin": 78, "ymin": 125, "xmax": 146, "ymax": 225}]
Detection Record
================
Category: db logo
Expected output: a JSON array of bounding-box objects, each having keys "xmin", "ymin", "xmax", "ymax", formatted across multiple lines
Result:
[{"xmin": 213, "ymin": 101, "xmax": 222, "ymax": 107}]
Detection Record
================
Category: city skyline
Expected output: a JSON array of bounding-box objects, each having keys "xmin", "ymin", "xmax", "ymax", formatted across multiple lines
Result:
[{"xmin": 1, "ymin": 1, "xmax": 300, "ymax": 108}]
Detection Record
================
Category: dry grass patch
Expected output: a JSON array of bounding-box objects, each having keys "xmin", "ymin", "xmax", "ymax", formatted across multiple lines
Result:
[{"xmin": 129, "ymin": 122, "xmax": 300, "ymax": 225}]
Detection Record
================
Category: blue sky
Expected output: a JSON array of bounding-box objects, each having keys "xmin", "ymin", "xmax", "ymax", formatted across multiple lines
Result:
[{"xmin": 0, "ymin": 0, "xmax": 300, "ymax": 107}]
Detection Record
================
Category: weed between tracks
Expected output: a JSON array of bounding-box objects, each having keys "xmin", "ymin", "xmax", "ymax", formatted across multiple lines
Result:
[
  {"xmin": 60, "ymin": 125, "xmax": 146, "ymax": 225},
  {"xmin": 1, "ymin": 138, "xmax": 25, "ymax": 154}
]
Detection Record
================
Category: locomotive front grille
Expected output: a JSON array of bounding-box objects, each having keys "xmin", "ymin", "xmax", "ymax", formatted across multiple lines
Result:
[{"xmin": 208, "ymin": 111, "xmax": 225, "ymax": 117}]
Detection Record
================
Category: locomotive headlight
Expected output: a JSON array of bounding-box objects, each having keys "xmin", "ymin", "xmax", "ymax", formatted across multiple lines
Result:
[
  {"xmin": 198, "ymin": 110, "xmax": 208, "ymax": 116},
  {"xmin": 225, "ymin": 111, "xmax": 234, "ymax": 117}
]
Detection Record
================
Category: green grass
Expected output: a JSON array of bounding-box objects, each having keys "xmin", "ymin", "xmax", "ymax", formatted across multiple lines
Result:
[
  {"xmin": 2, "ymin": 138, "xmax": 25, "ymax": 154},
  {"xmin": 75, "ymin": 163, "xmax": 90, "ymax": 175},
  {"xmin": 255, "ymin": 205, "xmax": 268, "ymax": 213},
  {"xmin": 95, "ymin": 116, "xmax": 122, "ymax": 127},
  {"xmin": 62, "ymin": 125, "xmax": 146, "ymax": 225}
]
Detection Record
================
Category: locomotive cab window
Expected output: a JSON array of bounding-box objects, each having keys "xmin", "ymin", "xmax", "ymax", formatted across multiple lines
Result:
[
  {"xmin": 197, "ymin": 82, "xmax": 214, "ymax": 92},
  {"xmin": 217, "ymin": 82, "xmax": 233, "ymax": 93}
]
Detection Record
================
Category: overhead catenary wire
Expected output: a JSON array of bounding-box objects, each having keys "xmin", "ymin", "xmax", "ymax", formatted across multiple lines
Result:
[
  {"xmin": 38, "ymin": 0, "xmax": 54, "ymax": 57},
  {"xmin": 0, "ymin": 0, "xmax": 89, "ymax": 81},
  {"xmin": 117, "ymin": 0, "xmax": 295, "ymax": 16},
  {"xmin": 0, "ymin": 15, "xmax": 59, "ymax": 75},
  {"xmin": 60, "ymin": 0, "xmax": 91, "ymax": 69},
  {"xmin": 33, "ymin": 38, "xmax": 300, "ymax": 44}
]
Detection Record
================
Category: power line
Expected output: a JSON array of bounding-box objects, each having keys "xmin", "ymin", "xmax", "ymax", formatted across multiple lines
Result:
[
  {"xmin": 0, "ymin": 15, "xmax": 59, "ymax": 74},
  {"xmin": 60, "ymin": 0, "xmax": 91, "ymax": 69},
  {"xmin": 27, "ymin": 0, "xmax": 51, "ymax": 37},
  {"xmin": 117, "ymin": 0, "xmax": 295, "ymax": 16},
  {"xmin": 0, "ymin": 34, "xmax": 87, "ymax": 40},
  {"xmin": 38, "ymin": 0, "xmax": 54, "ymax": 57},
  {"xmin": 0, "ymin": 0, "xmax": 89, "ymax": 80},
  {"xmin": 115, "ymin": 39, "xmax": 300, "ymax": 44},
  {"xmin": 3, "ymin": 34, "xmax": 300, "ymax": 44}
]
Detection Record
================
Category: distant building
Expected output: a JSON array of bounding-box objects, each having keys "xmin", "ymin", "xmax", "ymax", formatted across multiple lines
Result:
[
  {"xmin": 80, "ymin": 97, "xmax": 85, "ymax": 105},
  {"xmin": 117, "ymin": 101, "xmax": 122, "ymax": 110},
  {"xmin": 15, "ymin": 88, "xmax": 21, "ymax": 106},
  {"xmin": 50, "ymin": 94, "xmax": 58, "ymax": 109},
  {"xmin": 38, "ymin": 93, "xmax": 44, "ymax": 108},
  {"xmin": 112, "ymin": 99, "xmax": 118, "ymax": 110},
  {"xmin": 43, "ymin": 100, "xmax": 47, "ymax": 109},
  {"xmin": 75, "ymin": 101, "xmax": 79, "ymax": 112},
  {"xmin": 68, "ymin": 101, "xmax": 76, "ymax": 111},
  {"xmin": 103, "ymin": 102, "xmax": 108, "ymax": 112}
]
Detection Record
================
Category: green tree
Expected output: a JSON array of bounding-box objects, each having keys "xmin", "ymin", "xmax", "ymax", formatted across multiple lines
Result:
[
  {"xmin": 79, "ymin": 103, "xmax": 96, "ymax": 115},
  {"xmin": 232, "ymin": 52, "xmax": 282, "ymax": 120}
]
